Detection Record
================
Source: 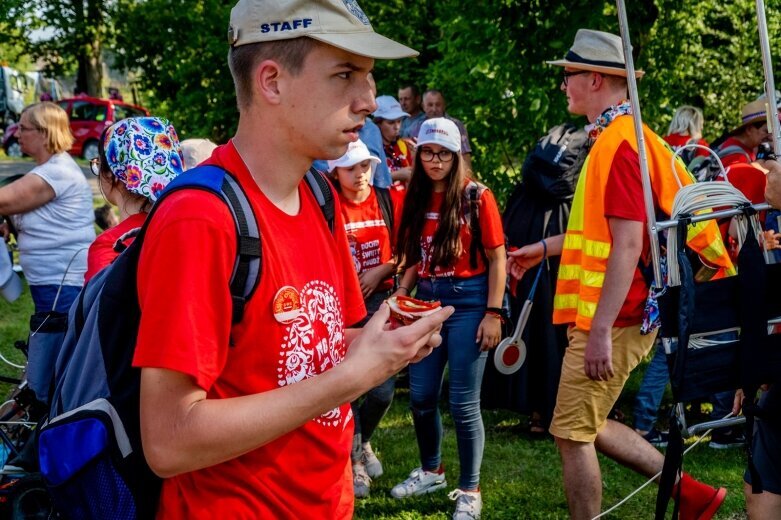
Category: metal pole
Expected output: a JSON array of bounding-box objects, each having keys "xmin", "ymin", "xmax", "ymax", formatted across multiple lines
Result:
[
  {"xmin": 757, "ymin": 0, "xmax": 781, "ymax": 155},
  {"xmin": 616, "ymin": 0, "xmax": 663, "ymax": 289}
]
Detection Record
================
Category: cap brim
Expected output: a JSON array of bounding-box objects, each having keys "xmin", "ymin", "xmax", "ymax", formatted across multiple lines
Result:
[
  {"xmin": 547, "ymin": 59, "xmax": 644, "ymax": 78},
  {"xmin": 309, "ymin": 32, "xmax": 418, "ymax": 59},
  {"xmin": 374, "ymin": 110, "xmax": 410, "ymax": 120}
]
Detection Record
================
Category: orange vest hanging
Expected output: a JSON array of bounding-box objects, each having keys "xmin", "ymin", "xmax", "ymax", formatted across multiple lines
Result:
[{"xmin": 553, "ymin": 115, "xmax": 735, "ymax": 330}]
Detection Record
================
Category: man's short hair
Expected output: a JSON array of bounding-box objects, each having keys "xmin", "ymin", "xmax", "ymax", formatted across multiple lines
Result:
[
  {"xmin": 400, "ymin": 84, "xmax": 420, "ymax": 98},
  {"xmin": 228, "ymin": 37, "xmax": 319, "ymax": 110},
  {"xmin": 423, "ymin": 89, "xmax": 445, "ymax": 101},
  {"xmin": 601, "ymin": 74, "xmax": 628, "ymax": 93}
]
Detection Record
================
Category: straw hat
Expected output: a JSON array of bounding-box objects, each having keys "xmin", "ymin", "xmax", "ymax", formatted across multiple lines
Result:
[
  {"xmin": 547, "ymin": 29, "xmax": 644, "ymax": 78},
  {"xmin": 731, "ymin": 91, "xmax": 781, "ymax": 133}
]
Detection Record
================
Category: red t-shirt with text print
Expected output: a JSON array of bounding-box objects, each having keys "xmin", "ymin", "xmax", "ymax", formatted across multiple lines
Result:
[
  {"xmin": 132, "ymin": 142, "xmax": 365, "ymax": 520},
  {"xmin": 339, "ymin": 188, "xmax": 405, "ymax": 293},
  {"xmin": 417, "ymin": 182, "xmax": 504, "ymax": 278}
]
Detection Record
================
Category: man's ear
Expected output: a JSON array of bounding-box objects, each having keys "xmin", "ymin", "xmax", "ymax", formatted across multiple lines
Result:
[
  {"xmin": 590, "ymin": 72, "xmax": 605, "ymax": 91},
  {"xmin": 254, "ymin": 59, "xmax": 283, "ymax": 105}
]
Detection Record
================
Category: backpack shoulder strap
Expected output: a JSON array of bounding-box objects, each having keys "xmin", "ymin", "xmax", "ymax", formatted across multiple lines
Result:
[
  {"xmin": 716, "ymin": 144, "xmax": 752, "ymax": 162},
  {"xmin": 374, "ymin": 187, "xmax": 394, "ymax": 236},
  {"xmin": 304, "ymin": 167, "xmax": 335, "ymax": 234},
  {"xmin": 152, "ymin": 165, "xmax": 261, "ymax": 324},
  {"xmin": 464, "ymin": 181, "xmax": 488, "ymax": 270}
]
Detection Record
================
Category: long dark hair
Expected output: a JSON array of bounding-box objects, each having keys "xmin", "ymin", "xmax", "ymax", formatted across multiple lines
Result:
[{"xmin": 397, "ymin": 149, "xmax": 468, "ymax": 273}]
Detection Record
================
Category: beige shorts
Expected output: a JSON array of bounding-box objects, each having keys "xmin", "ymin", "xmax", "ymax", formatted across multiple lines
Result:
[{"xmin": 549, "ymin": 325, "xmax": 657, "ymax": 443}]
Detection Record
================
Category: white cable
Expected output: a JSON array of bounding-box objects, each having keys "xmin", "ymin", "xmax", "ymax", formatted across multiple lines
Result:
[
  {"xmin": 591, "ymin": 414, "xmax": 734, "ymax": 520},
  {"xmin": 0, "ymin": 351, "xmax": 24, "ymax": 370},
  {"xmin": 671, "ymin": 143, "xmax": 729, "ymax": 184},
  {"xmin": 666, "ymin": 182, "xmax": 762, "ymax": 286}
]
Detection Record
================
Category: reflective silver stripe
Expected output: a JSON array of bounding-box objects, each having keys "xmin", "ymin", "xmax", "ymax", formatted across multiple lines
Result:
[{"xmin": 49, "ymin": 398, "xmax": 132, "ymax": 458}]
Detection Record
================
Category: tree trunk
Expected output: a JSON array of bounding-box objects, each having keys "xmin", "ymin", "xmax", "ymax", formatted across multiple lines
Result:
[{"xmin": 73, "ymin": 0, "xmax": 103, "ymax": 97}]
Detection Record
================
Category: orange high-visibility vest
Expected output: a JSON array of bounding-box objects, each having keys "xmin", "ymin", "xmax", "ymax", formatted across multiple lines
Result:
[{"xmin": 553, "ymin": 115, "xmax": 735, "ymax": 330}]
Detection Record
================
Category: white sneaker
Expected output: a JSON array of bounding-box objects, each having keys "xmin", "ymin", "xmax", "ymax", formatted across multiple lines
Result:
[
  {"xmin": 361, "ymin": 442, "xmax": 383, "ymax": 478},
  {"xmin": 449, "ymin": 489, "xmax": 482, "ymax": 520},
  {"xmin": 390, "ymin": 467, "xmax": 447, "ymax": 498},
  {"xmin": 353, "ymin": 462, "xmax": 371, "ymax": 499}
]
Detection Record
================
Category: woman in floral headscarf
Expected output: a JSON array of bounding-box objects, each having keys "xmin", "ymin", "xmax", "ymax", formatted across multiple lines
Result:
[{"xmin": 84, "ymin": 117, "xmax": 183, "ymax": 280}]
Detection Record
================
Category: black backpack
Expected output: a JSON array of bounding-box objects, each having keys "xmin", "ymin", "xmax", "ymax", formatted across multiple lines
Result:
[{"xmin": 37, "ymin": 165, "xmax": 335, "ymax": 520}]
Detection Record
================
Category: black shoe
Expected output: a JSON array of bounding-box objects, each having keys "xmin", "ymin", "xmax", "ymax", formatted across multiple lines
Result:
[
  {"xmin": 709, "ymin": 428, "xmax": 746, "ymax": 449},
  {"xmin": 641, "ymin": 428, "xmax": 669, "ymax": 448}
]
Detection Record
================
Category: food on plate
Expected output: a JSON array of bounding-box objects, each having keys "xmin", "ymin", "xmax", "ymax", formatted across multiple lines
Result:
[{"xmin": 386, "ymin": 295, "xmax": 442, "ymax": 325}]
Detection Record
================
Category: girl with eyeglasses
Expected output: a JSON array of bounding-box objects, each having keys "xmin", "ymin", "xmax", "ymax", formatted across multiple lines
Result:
[
  {"xmin": 84, "ymin": 117, "xmax": 183, "ymax": 281},
  {"xmin": 391, "ymin": 117, "xmax": 506, "ymax": 520}
]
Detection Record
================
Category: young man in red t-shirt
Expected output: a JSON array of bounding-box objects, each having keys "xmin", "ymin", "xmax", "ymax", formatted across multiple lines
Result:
[{"xmin": 132, "ymin": 2, "xmax": 453, "ymax": 519}]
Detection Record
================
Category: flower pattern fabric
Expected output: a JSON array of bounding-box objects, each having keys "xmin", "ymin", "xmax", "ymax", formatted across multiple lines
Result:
[
  {"xmin": 103, "ymin": 117, "xmax": 184, "ymax": 202},
  {"xmin": 585, "ymin": 100, "xmax": 632, "ymax": 141}
]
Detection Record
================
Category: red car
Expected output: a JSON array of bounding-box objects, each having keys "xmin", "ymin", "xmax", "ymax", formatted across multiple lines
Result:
[{"xmin": 3, "ymin": 96, "xmax": 149, "ymax": 159}]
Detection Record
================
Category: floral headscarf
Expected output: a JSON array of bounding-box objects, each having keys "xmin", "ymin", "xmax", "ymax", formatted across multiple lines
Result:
[{"xmin": 103, "ymin": 117, "xmax": 184, "ymax": 202}]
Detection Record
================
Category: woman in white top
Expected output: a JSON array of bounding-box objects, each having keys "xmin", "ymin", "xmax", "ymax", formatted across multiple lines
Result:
[{"xmin": 0, "ymin": 102, "xmax": 95, "ymax": 313}]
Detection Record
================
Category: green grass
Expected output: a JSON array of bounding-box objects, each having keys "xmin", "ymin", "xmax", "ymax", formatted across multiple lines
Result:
[
  {"xmin": 0, "ymin": 282, "xmax": 33, "ymax": 399},
  {"xmin": 0, "ymin": 284, "xmax": 748, "ymax": 518},
  {"xmin": 356, "ymin": 368, "xmax": 748, "ymax": 519}
]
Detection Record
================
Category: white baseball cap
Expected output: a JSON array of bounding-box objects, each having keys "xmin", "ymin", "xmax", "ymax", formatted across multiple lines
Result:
[
  {"xmin": 228, "ymin": 0, "xmax": 418, "ymax": 59},
  {"xmin": 415, "ymin": 118, "xmax": 461, "ymax": 153},
  {"xmin": 373, "ymin": 95, "xmax": 409, "ymax": 121},
  {"xmin": 327, "ymin": 139, "xmax": 380, "ymax": 172}
]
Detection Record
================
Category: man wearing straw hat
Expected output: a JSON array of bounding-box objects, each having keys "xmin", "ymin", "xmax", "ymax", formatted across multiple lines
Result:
[
  {"xmin": 713, "ymin": 97, "xmax": 774, "ymax": 168},
  {"xmin": 509, "ymin": 29, "xmax": 732, "ymax": 519}
]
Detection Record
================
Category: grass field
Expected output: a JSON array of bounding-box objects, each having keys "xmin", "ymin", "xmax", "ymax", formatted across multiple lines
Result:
[{"xmin": 0, "ymin": 284, "xmax": 748, "ymax": 519}]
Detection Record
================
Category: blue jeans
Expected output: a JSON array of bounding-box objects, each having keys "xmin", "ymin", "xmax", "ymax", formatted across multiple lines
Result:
[
  {"xmin": 352, "ymin": 289, "xmax": 396, "ymax": 460},
  {"xmin": 29, "ymin": 284, "xmax": 81, "ymax": 314},
  {"xmin": 633, "ymin": 341, "xmax": 670, "ymax": 431},
  {"xmin": 409, "ymin": 275, "xmax": 488, "ymax": 490}
]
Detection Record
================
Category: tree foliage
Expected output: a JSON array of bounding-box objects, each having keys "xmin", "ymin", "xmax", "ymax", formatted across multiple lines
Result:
[
  {"xmin": 2, "ymin": 0, "xmax": 112, "ymax": 96},
  {"xmin": 6, "ymin": 0, "xmax": 778, "ymax": 204}
]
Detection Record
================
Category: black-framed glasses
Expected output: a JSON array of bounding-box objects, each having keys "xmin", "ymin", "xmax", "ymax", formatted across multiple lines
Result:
[
  {"xmin": 562, "ymin": 70, "xmax": 589, "ymax": 86},
  {"xmin": 89, "ymin": 158, "xmax": 100, "ymax": 176},
  {"xmin": 419, "ymin": 148, "xmax": 454, "ymax": 163}
]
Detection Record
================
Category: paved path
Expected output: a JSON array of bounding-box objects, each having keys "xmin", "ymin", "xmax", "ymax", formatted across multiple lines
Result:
[{"xmin": 0, "ymin": 159, "xmax": 100, "ymax": 196}]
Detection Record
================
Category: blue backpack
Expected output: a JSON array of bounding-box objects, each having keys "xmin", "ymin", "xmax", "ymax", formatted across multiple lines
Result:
[{"xmin": 37, "ymin": 165, "xmax": 335, "ymax": 519}]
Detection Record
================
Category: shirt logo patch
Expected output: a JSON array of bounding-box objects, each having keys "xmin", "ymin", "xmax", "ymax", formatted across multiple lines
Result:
[{"xmin": 273, "ymin": 286, "xmax": 303, "ymax": 324}]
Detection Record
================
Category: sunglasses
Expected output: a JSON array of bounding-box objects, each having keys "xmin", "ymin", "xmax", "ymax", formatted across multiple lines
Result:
[{"xmin": 562, "ymin": 70, "xmax": 590, "ymax": 86}]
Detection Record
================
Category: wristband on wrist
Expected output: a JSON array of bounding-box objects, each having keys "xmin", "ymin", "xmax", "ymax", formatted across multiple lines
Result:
[
  {"xmin": 398, "ymin": 286, "xmax": 410, "ymax": 294},
  {"xmin": 485, "ymin": 307, "xmax": 505, "ymax": 322}
]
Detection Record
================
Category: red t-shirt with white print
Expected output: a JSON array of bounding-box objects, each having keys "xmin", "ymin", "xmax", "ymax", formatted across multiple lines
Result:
[
  {"xmin": 133, "ymin": 142, "xmax": 366, "ymax": 520},
  {"xmin": 339, "ymin": 187, "xmax": 405, "ymax": 293},
  {"xmin": 417, "ymin": 181, "xmax": 504, "ymax": 278}
]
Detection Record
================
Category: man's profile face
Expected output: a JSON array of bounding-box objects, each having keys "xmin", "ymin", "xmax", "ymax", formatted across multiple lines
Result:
[
  {"xmin": 398, "ymin": 87, "xmax": 419, "ymax": 114},
  {"xmin": 560, "ymin": 68, "xmax": 591, "ymax": 117},
  {"xmin": 423, "ymin": 93, "xmax": 446, "ymax": 118},
  {"xmin": 281, "ymin": 43, "xmax": 376, "ymax": 161},
  {"xmin": 746, "ymin": 122, "xmax": 771, "ymax": 148}
]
